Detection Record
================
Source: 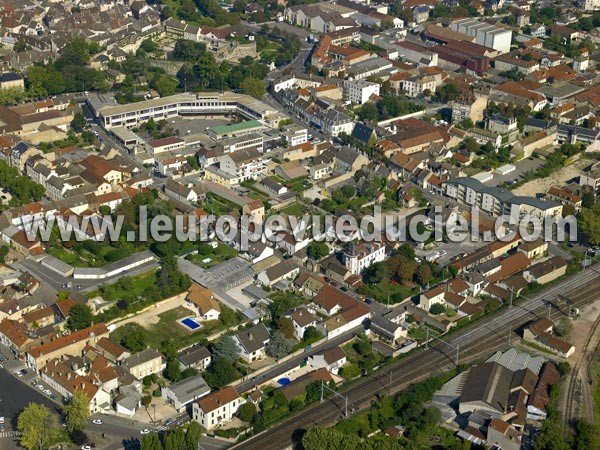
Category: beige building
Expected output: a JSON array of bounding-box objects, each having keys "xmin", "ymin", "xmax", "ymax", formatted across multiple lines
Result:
[
  {"xmin": 123, "ymin": 348, "xmax": 165, "ymax": 379},
  {"xmin": 513, "ymin": 130, "xmax": 556, "ymax": 159},
  {"xmin": 0, "ymin": 72, "xmax": 25, "ymax": 90},
  {"xmin": 26, "ymin": 323, "xmax": 110, "ymax": 372}
]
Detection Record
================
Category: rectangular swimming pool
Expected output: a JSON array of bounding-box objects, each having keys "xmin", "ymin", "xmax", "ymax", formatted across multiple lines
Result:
[{"xmin": 181, "ymin": 317, "xmax": 201, "ymax": 330}]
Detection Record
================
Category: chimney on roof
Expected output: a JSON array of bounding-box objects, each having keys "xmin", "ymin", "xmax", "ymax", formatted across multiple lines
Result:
[{"xmin": 248, "ymin": 332, "xmax": 253, "ymax": 341}]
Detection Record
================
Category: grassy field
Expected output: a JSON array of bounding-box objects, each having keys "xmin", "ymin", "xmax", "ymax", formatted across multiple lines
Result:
[
  {"xmin": 187, "ymin": 243, "xmax": 238, "ymax": 268},
  {"xmin": 47, "ymin": 247, "xmax": 87, "ymax": 267},
  {"xmin": 110, "ymin": 306, "xmax": 226, "ymax": 352},
  {"xmin": 358, "ymin": 280, "xmax": 417, "ymax": 304},
  {"xmin": 280, "ymin": 202, "xmax": 307, "ymax": 217},
  {"xmin": 87, "ymin": 270, "xmax": 157, "ymax": 301}
]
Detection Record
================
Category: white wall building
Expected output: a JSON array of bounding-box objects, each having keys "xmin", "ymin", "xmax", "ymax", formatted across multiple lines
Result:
[
  {"xmin": 343, "ymin": 79, "xmax": 380, "ymax": 104},
  {"xmin": 192, "ymin": 386, "xmax": 243, "ymax": 430},
  {"xmin": 450, "ymin": 18, "xmax": 512, "ymax": 53},
  {"xmin": 342, "ymin": 242, "xmax": 386, "ymax": 275}
]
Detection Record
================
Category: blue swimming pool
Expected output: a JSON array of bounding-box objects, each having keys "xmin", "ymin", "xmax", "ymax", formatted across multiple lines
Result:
[
  {"xmin": 181, "ymin": 317, "xmax": 201, "ymax": 330},
  {"xmin": 278, "ymin": 377, "xmax": 291, "ymax": 386}
]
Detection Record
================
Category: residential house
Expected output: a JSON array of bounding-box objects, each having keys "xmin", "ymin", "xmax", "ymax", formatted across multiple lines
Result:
[
  {"xmin": 233, "ymin": 323, "xmax": 271, "ymax": 362},
  {"xmin": 257, "ymin": 261, "xmax": 299, "ymax": 287},
  {"xmin": 342, "ymin": 242, "xmax": 386, "ymax": 275},
  {"xmin": 523, "ymin": 317, "xmax": 574, "ymax": 358},
  {"xmin": 0, "ymin": 318, "xmax": 32, "ymax": 355},
  {"xmin": 319, "ymin": 302, "xmax": 370, "ymax": 339},
  {"xmin": 41, "ymin": 358, "xmax": 111, "ymax": 413},
  {"xmin": 307, "ymin": 346, "xmax": 347, "ymax": 375},
  {"xmin": 21, "ymin": 306, "xmax": 54, "ymax": 330},
  {"xmin": 95, "ymin": 337, "xmax": 130, "ymax": 363},
  {"xmin": 192, "ymin": 386, "xmax": 243, "ymax": 430},
  {"xmin": 185, "ymin": 284, "xmax": 221, "ymax": 321},
  {"xmin": 123, "ymin": 348, "xmax": 165, "ymax": 379},
  {"xmin": 546, "ymin": 186, "xmax": 582, "ymax": 212},
  {"xmin": 26, "ymin": 323, "xmax": 110, "ymax": 372},
  {"xmin": 523, "ymin": 256, "xmax": 567, "ymax": 285},
  {"xmin": 288, "ymin": 307, "xmax": 320, "ymax": 340},
  {"xmin": 178, "ymin": 345, "xmax": 212, "ymax": 371}
]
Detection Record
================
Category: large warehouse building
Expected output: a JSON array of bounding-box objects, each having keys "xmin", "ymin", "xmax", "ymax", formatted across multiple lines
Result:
[{"xmin": 450, "ymin": 19, "xmax": 512, "ymax": 54}]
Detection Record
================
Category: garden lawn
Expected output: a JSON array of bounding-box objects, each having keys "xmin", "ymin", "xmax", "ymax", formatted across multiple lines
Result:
[
  {"xmin": 86, "ymin": 270, "xmax": 157, "ymax": 301},
  {"xmin": 359, "ymin": 280, "xmax": 416, "ymax": 304},
  {"xmin": 187, "ymin": 243, "xmax": 238, "ymax": 268}
]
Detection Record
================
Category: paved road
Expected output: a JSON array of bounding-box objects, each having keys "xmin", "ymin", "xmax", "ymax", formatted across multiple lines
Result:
[
  {"xmin": 0, "ymin": 365, "xmax": 62, "ymax": 450},
  {"xmin": 14, "ymin": 259, "xmax": 160, "ymax": 295},
  {"xmin": 232, "ymin": 265, "xmax": 600, "ymax": 449},
  {"xmin": 236, "ymin": 325, "xmax": 364, "ymax": 393}
]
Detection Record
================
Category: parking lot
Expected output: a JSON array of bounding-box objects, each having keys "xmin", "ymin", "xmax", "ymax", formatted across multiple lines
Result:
[{"xmin": 486, "ymin": 157, "xmax": 544, "ymax": 187}]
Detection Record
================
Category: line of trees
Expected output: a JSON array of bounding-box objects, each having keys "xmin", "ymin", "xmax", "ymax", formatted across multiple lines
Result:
[{"xmin": 140, "ymin": 422, "xmax": 203, "ymax": 450}]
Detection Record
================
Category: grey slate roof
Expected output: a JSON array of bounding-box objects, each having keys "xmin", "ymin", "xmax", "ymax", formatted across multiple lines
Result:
[
  {"xmin": 234, "ymin": 322, "xmax": 270, "ymax": 354},
  {"xmin": 178, "ymin": 345, "xmax": 211, "ymax": 367}
]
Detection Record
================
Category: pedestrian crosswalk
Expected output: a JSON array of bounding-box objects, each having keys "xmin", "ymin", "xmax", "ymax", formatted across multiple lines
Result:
[{"xmin": 0, "ymin": 430, "xmax": 19, "ymax": 439}]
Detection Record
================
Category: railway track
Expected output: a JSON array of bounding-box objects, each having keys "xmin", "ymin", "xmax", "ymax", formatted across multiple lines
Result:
[{"xmin": 233, "ymin": 267, "xmax": 600, "ymax": 450}]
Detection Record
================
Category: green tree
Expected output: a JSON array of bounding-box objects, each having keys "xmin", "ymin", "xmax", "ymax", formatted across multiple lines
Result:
[
  {"xmin": 277, "ymin": 317, "xmax": 295, "ymax": 339},
  {"xmin": 238, "ymin": 402, "xmax": 257, "ymax": 422},
  {"xmin": 306, "ymin": 242, "xmax": 329, "ymax": 260},
  {"xmin": 266, "ymin": 331, "xmax": 291, "ymax": 359},
  {"xmin": 14, "ymin": 41, "xmax": 29, "ymax": 52},
  {"xmin": 70, "ymin": 112, "xmax": 87, "ymax": 132},
  {"xmin": 303, "ymin": 326, "xmax": 320, "ymax": 341},
  {"xmin": 0, "ymin": 87, "xmax": 26, "ymax": 106},
  {"xmin": 302, "ymin": 425, "xmax": 363, "ymax": 450},
  {"xmin": 212, "ymin": 335, "xmax": 240, "ymax": 362},
  {"xmin": 63, "ymin": 391, "xmax": 90, "ymax": 432},
  {"xmin": 164, "ymin": 427, "xmax": 185, "ymax": 450},
  {"xmin": 66, "ymin": 303, "xmax": 93, "ymax": 331},
  {"xmin": 219, "ymin": 306, "xmax": 238, "ymax": 326},
  {"xmin": 121, "ymin": 326, "xmax": 147, "ymax": 352},
  {"xmin": 140, "ymin": 39, "xmax": 158, "ymax": 53},
  {"xmin": 429, "ymin": 303, "xmax": 445, "ymax": 315},
  {"xmin": 579, "ymin": 205, "xmax": 600, "ymax": 245},
  {"xmin": 153, "ymin": 75, "xmax": 178, "ymax": 97},
  {"xmin": 415, "ymin": 263, "xmax": 433, "ymax": 286},
  {"xmin": 340, "ymin": 363, "xmax": 360, "ymax": 379},
  {"xmin": 17, "ymin": 403, "xmax": 59, "ymax": 450},
  {"xmin": 164, "ymin": 359, "xmax": 182, "ymax": 382},
  {"xmin": 358, "ymin": 102, "xmax": 379, "ymax": 122},
  {"xmin": 185, "ymin": 421, "xmax": 203, "ymax": 450},
  {"xmin": 583, "ymin": 191, "xmax": 595, "ymax": 209},
  {"xmin": 140, "ymin": 432, "xmax": 163, "ymax": 450},
  {"xmin": 0, "ymin": 245, "xmax": 8, "ymax": 263},
  {"xmin": 395, "ymin": 256, "xmax": 417, "ymax": 282},
  {"xmin": 204, "ymin": 358, "xmax": 240, "ymax": 389},
  {"xmin": 240, "ymin": 77, "xmax": 265, "ymax": 99}
]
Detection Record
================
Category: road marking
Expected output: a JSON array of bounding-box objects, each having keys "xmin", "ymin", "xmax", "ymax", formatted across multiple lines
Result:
[{"xmin": 0, "ymin": 431, "xmax": 20, "ymax": 438}]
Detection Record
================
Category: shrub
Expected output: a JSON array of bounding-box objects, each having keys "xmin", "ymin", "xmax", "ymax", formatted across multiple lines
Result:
[{"xmin": 429, "ymin": 304, "xmax": 445, "ymax": 315}]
